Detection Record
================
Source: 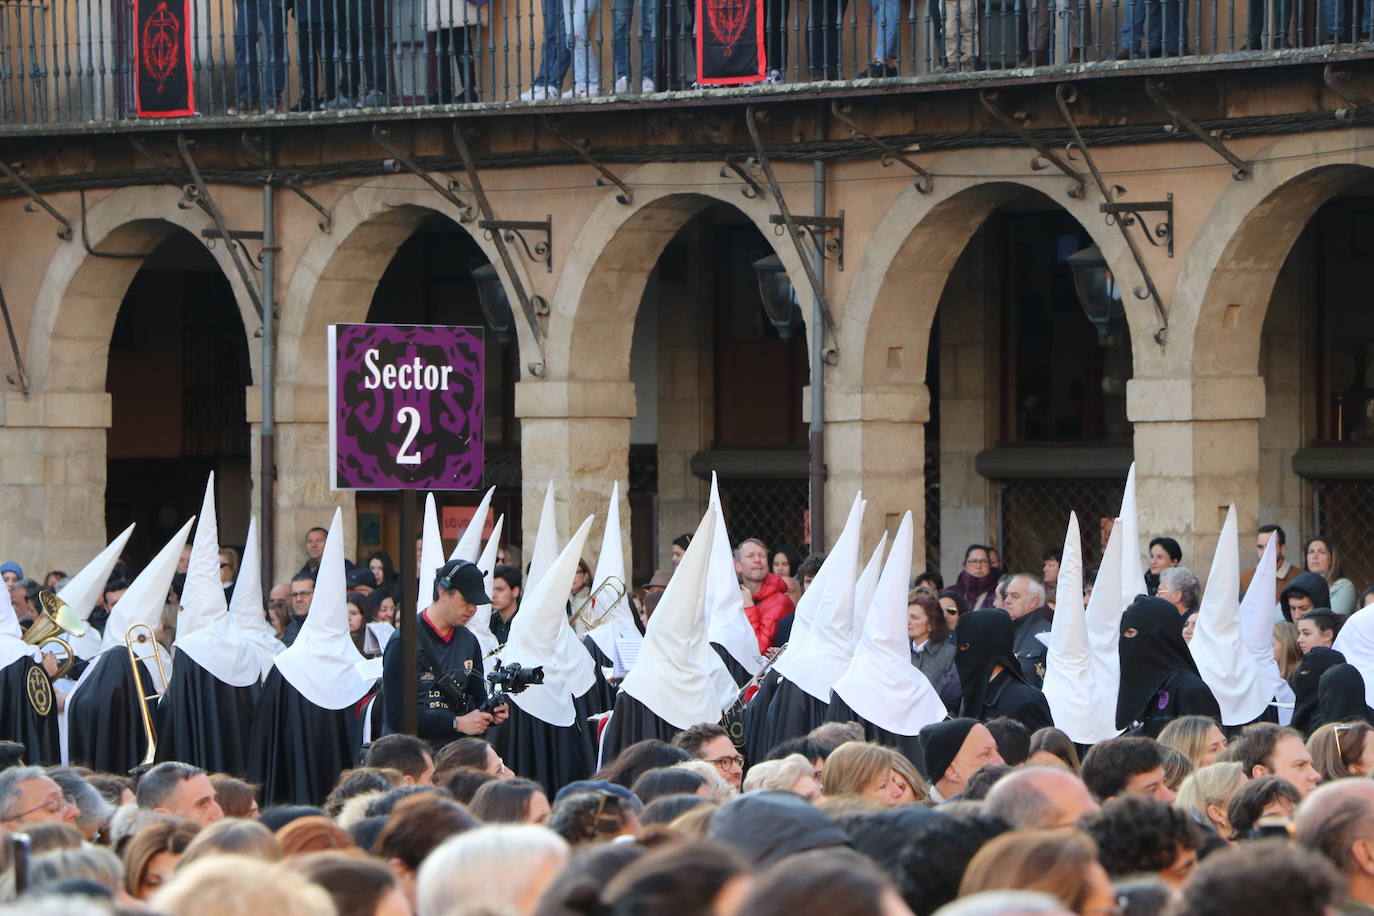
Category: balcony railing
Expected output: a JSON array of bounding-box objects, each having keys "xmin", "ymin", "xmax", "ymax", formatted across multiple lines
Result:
[{"xmin": 0, "ymin": 0, "xmax": 1369, "ymax": 127}]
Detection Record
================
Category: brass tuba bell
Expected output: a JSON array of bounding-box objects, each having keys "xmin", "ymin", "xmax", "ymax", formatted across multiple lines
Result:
[{"xmin": 25, "ymin": 590, "xmax": 87, "ymax": 680}]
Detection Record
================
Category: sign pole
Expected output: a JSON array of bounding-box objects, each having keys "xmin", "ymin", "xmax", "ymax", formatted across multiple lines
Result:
[{"xmin": 399, "ymin": 488, "xmax": 418, "ymax": 736}]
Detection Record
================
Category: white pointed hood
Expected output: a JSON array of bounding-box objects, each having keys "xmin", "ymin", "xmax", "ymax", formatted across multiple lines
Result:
[
  {"xmin": 174, "ymin": 475, "xmax": 261, "ymax": 687},
  {"xmin": 0, "ymin": 565, "xmax": 41, "ymax": 671},
  {"xmin": 1086, "ymin": 515, "xmax": 1126, "ymax": 729},
  {"xmin": 1190, "ymin": 506, "xmax": 1270, "ymax": 725},
  {"xmin": 101, "ymin": 517, "xmax": 194, "ymax": 655},
  {"xmin": 417, "ymin": 493, "xmax": 445, "ymax": 616},
  {"xmin": 502, "ymin": 516, "xmax": 597, "ymax": 727},
  {"xmin": 850, "ymin": 532, "xmax": 888, "ymax": 649},
  {"xmin": 703, "ymin": 473, "xmax": 766, "ymax": 675},
  {"xmin": 587, "ymin": 483, "xmax": 641, "ymax": 664},
  {"xmin": 1118, "ymin": 464, "xmax": 1146, "ymax": 605},
  {"xmin": 449, "ymin": 487, "xmax": 495, "ymax": 564},
  {"xmin": 773, "ymin": 492, "xmax": 865, "ymax": 702},
  {"xmin": 833, "ymin": 513, "xmax": 946, "ymax": 735},
  {"xmin": 272, "ymin": 509, "xmax": 372, "ymax": 709},
  {"xmin": 525, "ymin": 482, "xmax": 559, "ymax": 596},
  {"xmin": 1335, "ymin": 602, "xmax": 1374, "ymax": 710},
  {"xmin": 621, "ymin": 508, "xmax": 738, "ymax": 730},
  {"xmin": 1044, "ymin": 513, "xmax": 1106, "ymax": 742},
  {"xmin": 1241, "ymin": 526, "xmax": 1292, "ymax": 719},
  {"xmin": 57, "ymin": 523, "xmax": 136, "ymax": 661},
  {"xmin": 228, "ymin": 518, "xmax": 284, "ymax": 681},
  {"xmin": 467, "ymin": 515, "xmax": 504, "ymax": 659}
]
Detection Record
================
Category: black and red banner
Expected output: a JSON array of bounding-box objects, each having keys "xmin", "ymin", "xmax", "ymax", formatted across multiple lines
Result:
[
  {"xmin": 134, "ymin": 0, "xmax": 195, "ymax": 117},
  {"xmin": 696, "ymin": 0, "xmax": 766, "ymax": 85}
]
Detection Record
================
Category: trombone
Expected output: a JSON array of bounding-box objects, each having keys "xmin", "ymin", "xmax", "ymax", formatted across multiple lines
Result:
[
  {"xmin": 572, "ymin": 576, "xmax": 627, "ymax": 632},
  {"xmin": 25, "ymin": 590, "xmax": 86, "ymax": 680},
  {"xmin": 126, "ymin": 622, "xmax": 168, "ymax": 764}
]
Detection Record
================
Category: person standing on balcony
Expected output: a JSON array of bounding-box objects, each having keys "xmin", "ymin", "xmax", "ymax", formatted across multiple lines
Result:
[
  {"xmin": 941, "ymin": 0, "xmax": 979, "ymax": 71},
  {"xmin": 1119, "ymin": 0, "xmax": 1187, "ymax": 57},
  {"xmin": 520, "ymin": 1, "xmax": 571, "ymax": 99},
  {"xmin": 862, "ymin": 0, "xmax": 904, "ymax": 77},
  {"xmin": 230, "ymin": 0, "xmax": 287, "ymax": 113},
  {"xmin": 293, "ymin": 0, "xmax": 342, "ymax": 110},
  {"xmin": 427, "ymin": 0, "xmax": 486, "ymax": 101},
  {"xmin": 611, "ymin": 0, "xmax": 660, "ymax": 93}
]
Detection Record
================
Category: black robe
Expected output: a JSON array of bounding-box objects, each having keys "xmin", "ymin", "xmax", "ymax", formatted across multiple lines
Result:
[
  {"xmin": 824, "ymin": 691, "xmax": 924, "ymax": 771},
  {"xmin": 492, "ymin": 692, "xmax": 596, "ymax": 794},
  {"xmin": 252, "ymin": 668, "xmax": 361, "ymax": 806},
  {"xmin": 66, "ymin": 650, "xmax": 157, "ymax": 773},
  {"xmin": 711, "ymin": 643, "xmax": 752, "ymax": 687},
  {"xmin": 955, "ymin": 609, "xmax": 1051, "ymax": 731},
  {"xmin": 1117, "ymin": 596, "xmax": 1221, "ymax": 735},
  {"xmin": 579, "ymin": 637, "xmax": 618, "ymax": 715},
  {"xmin": 1122, "ymin": 670, "xmax": 1221, "ymax": 738},
  {"xmin": 0, "ymin": 656, "xmax": 58, "ymax": 765},
  {"xmin": 761, "ymin": 677, "xmax": 828, "ymax": 751},
  {"xmin": 601, "ymin": 691, "xmax": 684, "ymax": 762},
  {"xmin": 154, "ymin": 654, "xmax": 258, "ymax": 776},
  {"xmin": 973, "ymin": 668, "xmax": 1054, "ymax": 732},
  {"xmin": 743, "ymin": 669, "xmax": 781, "ymax": 764}
]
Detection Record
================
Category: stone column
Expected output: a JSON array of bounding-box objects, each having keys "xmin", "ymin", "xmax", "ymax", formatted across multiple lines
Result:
[
  {"xmin": 1127, "ymin": 376, "xmax": 1266, "ymax": 568},
  {"xmin": 516, "ymin": 379, "xmax": 635, "ymax": 559}
]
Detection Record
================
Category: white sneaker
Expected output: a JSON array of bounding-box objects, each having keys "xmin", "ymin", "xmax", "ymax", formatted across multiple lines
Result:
[
  {"xmin": 767, "ymin": 68, "xmax": 783, "ymax": 83},
  {"xmin": 613, "ymin": 75, "xmax": 630, "ymax": 94},
  {"xmin": 519, "ymin": 85, "xmax": 552, "ymax": 100},
  {"xmin": 563, "ymin": 82, "xmax": 599, "ymax": 97},
  {"xmin": 641, "ymin": 77, "xmax": 656, "ymax": 93}
]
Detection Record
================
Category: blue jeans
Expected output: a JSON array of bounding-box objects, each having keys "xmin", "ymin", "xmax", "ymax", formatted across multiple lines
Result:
[
  {"xmin": 873, "ymin": 0, "xmax": 903, "ymax": 60},
  {"xmin": 234, "ymin": 0, "xmax": 287, "ymax": 101},
  {"xmin": 564, "ymin": 0, "xmax": 601, "ymax": 88},
  {"xmin": 1119, "ymin": 0, "xmax": 1186, "ymax": 54},
  {"xmin": 613, "ymin": 0, "xmax": 658, "ymax": 79},
  {"xmin": 1321, "ymin": 0, "xmax": 1370, "ymax": 39},
  {"xmin": 533, "ymin": 0, "xmax": 572, "ymax": 88}
]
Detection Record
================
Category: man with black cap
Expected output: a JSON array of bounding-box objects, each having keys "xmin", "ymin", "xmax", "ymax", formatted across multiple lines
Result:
[
  {"xmin": 954, "ymin": 609, "xmax": 1053, "ymax": 731},
  {"xmin": 707, "ymin": 789, "xmax": 849, "ymax": 866},
  {"xmin": 381, "ymin": 558, "xmax": 508, "ymax": 745},
  {"xmin": 1117, "ymin": 596, "xmax": 1221, "ymax": 737},
  {"xmin": 919, "ymin": 717, "xmax": 1004, "ymax": 803}
]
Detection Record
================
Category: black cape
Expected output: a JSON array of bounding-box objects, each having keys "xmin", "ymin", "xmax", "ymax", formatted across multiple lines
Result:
[
  {"xmin": 743, "ymin": 669, "xmax": 781, "ymax": 764},
  {"xmin": 251, "ymin": 668, "xmax": 361, "ymax": 806},
  {"xmin": 1124, "ymin": 670, "xmax": 1221, "ymax": 738},
  {"xmin": 974, "ymin": 668, "xmax": 1054, "ymax": 732},
  {"xmin": 1318, "ymin": 663, "xmax": 1374, "ymax": 728},
  {"xmin": 711, "ymin": 643, "xmax": 752, "ymax": 687},
  {"xmin": 579, "ymin": 637, "xmax": 618, "ymax": 715},
  {"xmin": 1117, "ymin": 596, "xmax": 1218, "ymax": 732},
  {"xmin": 492, "ymin": 693, "xmax": 596, "ymax": 794},
  {"xmin": 0, "ymin": 656, "xmax": 58, "ymax": 765},
  {"xmin": 761, "ymin": 677, "xmax": 828, "ymax": 751},
  {"xmin": 601, "ymin": 690, "xmax": 684, "ymax": 762},
  {"xmin": 825, "ymin": 690, "xmax": 924, "ymax": 771},
  {"xmin": 154, "ymin": 654, "xmax": 258, "ymax": 776},
  {"xmin": 1290, "ymin": 647, "xmax": 1346, "ymax": 736},
  {"xmin": 66, "ymin": 650, "xmax": 157, "ymax": 773},
  {"xmin": 955, "ymin": 608, "xmax": 1050, "ymax": 730}
]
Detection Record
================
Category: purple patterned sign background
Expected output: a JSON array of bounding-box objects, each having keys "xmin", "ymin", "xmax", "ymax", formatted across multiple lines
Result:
[{"xmin": 330, "ymin": 324, "xmax": 484, "ymax": 490}]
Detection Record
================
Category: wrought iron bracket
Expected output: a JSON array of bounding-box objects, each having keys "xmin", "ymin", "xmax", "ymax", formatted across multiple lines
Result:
[
  {"xmin": 240, "ymin": 132, "xmax": 334, "ymax": 233},
  {"xmin": 978, "ymin": 89, "xmax": 1086, "ymax": 199},
  {"xmin": 1144, "ymin": 79, "xmax": 1250, "ymax": 180},
  {"xmin": 768, "ymin": 212, "xmax": 846, "ymax": 271},
  {"xmin": 174, "ymin": 134, "xmax": 266, "ymax": 320},
  {"xmin": 79, "ymin": 189, "xmax": 146, "ymax": 260},
  {"xmin": 1055, "ymin": 84, "xmax": 1168, "ymax": 345},
  {"xmin": 1100, "ymin": 195, "xmax": 1174, "ymax": 258},
  {"xmin": 371, "ymin": 124, "xmax": 476, "ymax": 222},
  {"xmin": 1323, "ymin": 65, "xmax": 1374, "ymax": 123},
  {"xmin": 452, "ymin": 125, "xmax": 550, "ymax": 377},
  {"xmin": 829, "ymin": 101, "xmax": 933, "ymax": 193},
  {"xmin": 541, "ymin": 117, "xmax": 633, "ymax": 205},
  {"xmin": 687, "ymin": 119, "xmax": 768, "ymax": 200},
  {"xmin": 744, "ymin": 105, "xmax": 839, "ymax": 364},
  {"xmin": 0, "ymin": 284, "xmax": 29, "ymax": 396},
  {"xmin": 0, "ymin": 159, "xmax": 72, "ymax": 240}
]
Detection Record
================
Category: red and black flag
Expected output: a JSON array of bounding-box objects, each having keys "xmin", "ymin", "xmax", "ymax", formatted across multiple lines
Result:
[
  {"xmin": 696, "ymin": 0, "xmax": 766, "ymax": 85},
  {"xmin": 134, "ymin": 0, "xmax": 195, "ymax": 117}
]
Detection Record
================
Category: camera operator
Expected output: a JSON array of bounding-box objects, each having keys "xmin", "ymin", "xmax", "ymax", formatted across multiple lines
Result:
[{"xmin": 382, "ymin": 559, "xmax": 509, "ymax": 741}]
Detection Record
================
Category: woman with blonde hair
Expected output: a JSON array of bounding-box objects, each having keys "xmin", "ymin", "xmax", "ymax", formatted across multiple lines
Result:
[
  {"xmin": 179, "ymin": 818, "xmax": 282, "ymax": 867},
  {"xmin": 1158, "ymin": 715, "xmax": 1228, "ymax": 769},
  {"xmin": 820, "ymin": 742, "xmax": 923, "ymax": 808},
  {"xmin": 1274, "ymin": 622, "xmax": 1302, "ymax": 680},
  {"xmin": 742, "ymin": 754, "xmax": 822, "ymax": 800},
  {"xmin": 122, "ymin": 817, "xmax": 200, "ymax": 901},
  {"xmin": 1309, "ymin": 721, "xmax": 1374, "ymax": 781},
  {"xmin": 958, "ymin": 829, "xmax": 1116, "ymax": 915},
  {"xmin": 1175, "ymin": 762, "xmax": 1246, "ymax": 840}
]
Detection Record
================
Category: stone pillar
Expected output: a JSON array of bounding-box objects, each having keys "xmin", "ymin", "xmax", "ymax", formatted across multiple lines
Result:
[
  {"xmin": 1127, "ymin": 376, "xmax": 1266, "ymax": 569},
  {"xmin": 0, "ymin": 392, "xmax": 112, "ymax": 573},
  {"xmin": 516, "ymin": 379, "xmax": 635, "ymax": 560}
]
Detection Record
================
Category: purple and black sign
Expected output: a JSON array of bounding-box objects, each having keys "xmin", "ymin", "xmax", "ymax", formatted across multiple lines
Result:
[{"xmin": 328, "ymin": 324, "xmax": 484, "ymax": 491}]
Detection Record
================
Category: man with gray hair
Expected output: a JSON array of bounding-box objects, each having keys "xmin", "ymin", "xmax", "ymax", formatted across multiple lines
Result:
[
  {"xmin": 135, "ymin": 761, "xmax": 223, "ymax": 826},
  {"xmin": 983, "ymin": 766, "xmax": 1099, "ymax": 830},
  {"xmin": 1003, "ymin": 574, "xmax": 1051, "ymax": 687},
  {"xmin": 1294, "ymin": 779, "xmax": 1374, "ymax": 912},
  {"xmin": 1158, "ymin": 566, "xmax": 1201, "ymax": 619},
  {"xmin": 46, "ymin": 767, "xmax": 114, "ymax": 842},
  {"xmin": 0, "ymin": 766, "xmax": 79, "ymax": 829},
  {"xmin": 934, "ymin": 890, "xmax": 1073, "ymax": 916}
]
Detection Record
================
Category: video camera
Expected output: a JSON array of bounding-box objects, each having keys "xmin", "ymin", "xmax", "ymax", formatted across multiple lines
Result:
[{"xmin": 481, "ymin": 662, "xmax": 544, "ymax": 713}]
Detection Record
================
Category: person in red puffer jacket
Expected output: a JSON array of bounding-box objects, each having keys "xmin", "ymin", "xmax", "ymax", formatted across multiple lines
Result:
[{"xmin": 736, "ymin": 538, "xmax": 796, "ymax": 654}]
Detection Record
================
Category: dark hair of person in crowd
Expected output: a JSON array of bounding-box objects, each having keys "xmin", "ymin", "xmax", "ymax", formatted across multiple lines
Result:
[
  {"xmin": 672, "ymin": 723, "xmax": 731, "ymax": 758},
  {"xmin": 469, "ymin": 778, "xmax": 549, "ymax": 824},
  {"xmin": 492, "ymin": 564, "xmax": 523, "ymax": 598},
  {"xmin": 445, "ymin": 767, "xmax": 499, "ymax": 804},
  {"xmin": 640, "ymin": 794, "xmax": 711, "ymax": 826},
  {"xmin": 365, "ymin": 551, "xmax": 396, "ymax": 587},
  {"xmin": 631, "ymin": 766, "xmax": 709, "ymax": 805},
  {"xmin": 179, "ymin": 818, "xmax": 282, "ymax": 867},
  {"xmin": 208, "ymin": 775, "xmax": 260, "ymax": 820},
  {"xmin": 914, "ymin": 570, "xmax": 944, "ymax": 592},
  {"xmin": 889, "ymin": 813, "xmax": 1010, "ymax": 915},
  {"xmin": 1027, "ymin": 727, "xmax": 1082, "ymax": 774},
  {"xmin": 1299, "ymin": 608, "xmax": 1342, "ymax": 642},
  {"xmin": 86, "ymin": 773, "xmax": 133, "ymax": 808},
  {"xmin": 984, "ymin": 717, "xmax": 1031, "ymax": 766},
  {"xmin": 963, "ymin": 764, "xmax": 1014, "ymax": 801},
  {"xmin": 735, "ymin": 848, "xmax": 903, "ymax": 916},
  {"xmin": 364, "ymin": 786, "xmax": 444, "ymax": 819},
  {"xmin": 363, "ymin": 734, "xmax": 433, "ymax": 784},
  {"xmin": 671, "ymin": 533, "xmax": 693, "ymax": 553},
  {"xmin": 271, "ymin": 816, "xmax": 355, "ymax": 859},
  {"xmin": 1218, "ymin": 724, "xmax": 1302, "ymax": 780},
  {"xmin": 764, "ymin": 736, "xmax": 827, "ymax": 764},
  {"xmin": 432, "ymin": 736, "xmax": 496, "ymax": 783},
  {"xmin": 372, "ymin": 794, "xmax": 479, "ymax": 873},
  {"xmin": 1080, "ymin": 737, "xmax": 1166, "ymax": 800},
  {"xmin": 1160, "ymin": 746, "xmax": 1195, "ymax": 792},
  {"xmin": 1308, "ymin": 721, "xmax": 1374, "ymax": 781},
  {"xmin": 533, "ymin": 843, "xmax": 648, "ymax": 916},
  {"xmin": 909, "ymin": 590, "xmax": 949, "ymax": 645},
  {"xmin": 548, "ymin": 791, "xmax": 640, "ymax": 847},
  {"xmin": 347, "ymin": 816, "xmax": 389, "ymax": 854},
  {"xmin": 771, "ymin": 544, "xmax": 802, "ymax": 579},
  {"xmin": 796, "ymin": 554, "xmax": 825, "ymax": 584},
  {"xmin": 1079, "ymin": 796, "xmax": 1202, "ymax": 882},
  {"xmin": 323, "ymin": 767, "xmax": 403, "ymax": 817},
  {"xmin": 592, "ymin": 740, "xmax": 691, "ymax": 789},
  {"xmin": 292, "ymin": 851, "xmax": 406, "ymax": 916},
  {"xmin": 134, "ymin": 761, "xmax": 205, "ymax": 811},
  {"xmin": 1225, "ymin": 776, "xmax": 1302, "ymax": 840},
  {"xmin": 937, "ymin": 588, "xmax": 970, "ymax": 619},
  {"xmin": 1361, "ymin": 584, "xmax": 1374, "ymax": 610},
  {"xmin": 561, "ymin": 839, "xmax": 749, "ymax": 916},
  {"xmin": 258, "ymin": 804, "xmax": 328, "ymax": 832},
  {"xmin": 1174, "ymin": 839, "xmax": 1341, "ymax": 916},
  {"xmin": 959, "ymin": 829, "xmax": 1109, "ymax": 909},
  {"xmin": 1112, "ymin": 875, "xmax": 1176, "ymax": 916},
  {"xmin": 121, "ymin": 817, "xmax": 200, "ymax": 899}
]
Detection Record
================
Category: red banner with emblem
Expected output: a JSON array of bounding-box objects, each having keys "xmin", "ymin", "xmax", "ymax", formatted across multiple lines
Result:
[
  {"xmin": 134, "ymin": 0, "xmax": 195, "ymax": 117},
  {"xmin": 696, "ymin": 0, "xmax": 766, "ymax": 85}
]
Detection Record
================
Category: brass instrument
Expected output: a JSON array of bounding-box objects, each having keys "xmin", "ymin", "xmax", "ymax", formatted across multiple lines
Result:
[
  {"xmin": 25, "ymin": 590, "xmax": 86, "ymax": 680},
  {"xmin": 572, "ymin": 576, "xmax": 627, "ymax": 631},
  {"xmin": 125, "ymin": 622, "xmax": 168, "ymax": 764}
]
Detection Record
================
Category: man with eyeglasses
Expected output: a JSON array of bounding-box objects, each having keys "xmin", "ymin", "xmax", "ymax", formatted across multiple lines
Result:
[
  {"xmin": 673, "ymin": 722, "xmax": 744, "ymax": 790},
  {"xmin": 281, "ymin": 572, "xmax": 315, "ymax": 647},
  {"xmin": 0, "ymin": 766, "xmax": 80, "ymax": 829}
]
